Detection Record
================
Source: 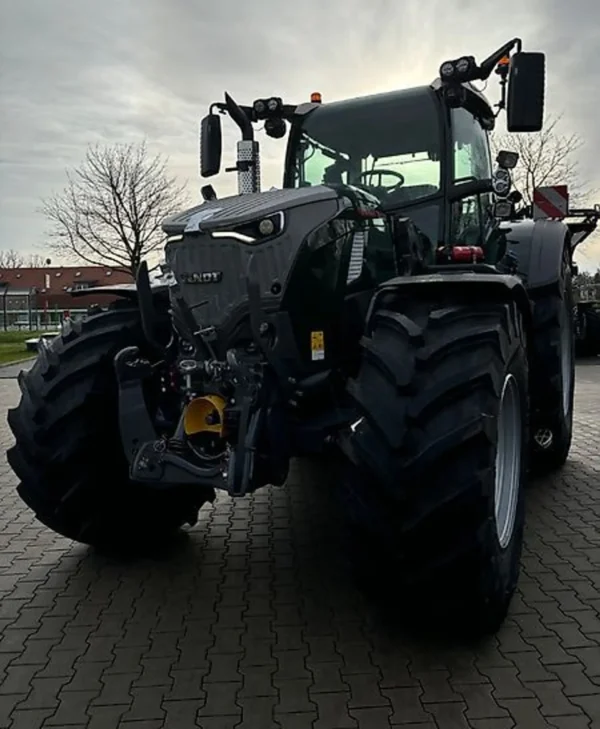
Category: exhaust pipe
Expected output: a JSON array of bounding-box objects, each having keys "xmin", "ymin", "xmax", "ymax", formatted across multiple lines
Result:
[
  {"xmin": 236, "ymin": 140, "xmax": 261, "ymax": 195},
  {"xmin": 224, "ymin": 92, "xmax": 261, "ymax": 195}
]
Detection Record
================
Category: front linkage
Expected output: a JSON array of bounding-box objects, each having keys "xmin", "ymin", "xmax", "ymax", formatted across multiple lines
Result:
[
  {"xmin": 113, "ymin": 256, "xmax": 350, "ymax": 498},
  {"xmin": 114, "ymin": 349, "xmax": 277, "ymax": 498},
  {"xmin": 114, "ymin": 261, "xmax": 279, "ymax": 498}
]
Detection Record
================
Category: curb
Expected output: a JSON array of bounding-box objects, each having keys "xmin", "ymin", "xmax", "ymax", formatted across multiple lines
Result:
[{"xmin": 0, "ymin": 357, "xmax": 35, "ymax": 370}]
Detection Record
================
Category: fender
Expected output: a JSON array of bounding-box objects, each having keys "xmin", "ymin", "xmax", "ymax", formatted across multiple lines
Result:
[
  {"xmin": 501, "ymin": 218, "xmax": 570, "ymax": 294},
  {"xmin": 70, "ymin": 265, "xmax": 170, "ymax": 353},
  {"xmin": 368, "ymin": 271, "xmax": 533, "ymax": 336},
  {"xmin": 69, "ymin": 282, "xmax": 169, "ymax": 302}
]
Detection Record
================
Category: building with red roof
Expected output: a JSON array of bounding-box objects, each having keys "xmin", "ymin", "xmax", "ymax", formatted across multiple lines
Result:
[{"xmin": 0, "ymin": 266, "xmax": 133, "ymax": 329}]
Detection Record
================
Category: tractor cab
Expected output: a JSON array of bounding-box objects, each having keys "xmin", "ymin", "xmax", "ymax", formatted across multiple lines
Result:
[
  {"xmin": 199, "ymin": 38, "xmax": 544, "ymax": 269},
  {"xmin": 283, "ymin": 84, "xmax": 496, "ymax": 254},
  {"xmin": 284, "ymin": 87, "xmax": 444, "ymax": 248}
]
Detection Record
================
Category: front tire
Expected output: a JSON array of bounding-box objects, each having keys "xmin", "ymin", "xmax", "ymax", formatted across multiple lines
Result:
[
  {"xmin": 7, "ymin": 304, "xmax": 213, "ymax": 549},
  {"xmin": 339, "ymin": 298, "xmax": 529, "ymax": 637}
]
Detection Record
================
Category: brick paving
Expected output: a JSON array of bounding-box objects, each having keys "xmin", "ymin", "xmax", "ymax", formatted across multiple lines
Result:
[{"xmin": 0, "ymin": 361, "xmax": 599, "ymax": 729}]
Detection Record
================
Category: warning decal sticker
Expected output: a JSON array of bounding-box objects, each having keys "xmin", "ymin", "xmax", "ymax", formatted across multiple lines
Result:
[{"xmin": 311, "ymin": 331, "xmax": 325, "ymax": 361}]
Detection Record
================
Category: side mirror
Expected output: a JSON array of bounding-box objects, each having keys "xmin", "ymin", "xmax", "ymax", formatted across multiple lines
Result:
[
  {"xmin": 506, "ymin": 52, "xmax": 545, "ymax": 132},
  {"xmin": 200, "ymin": 114, "xmax": 222, "ymax": 178}
]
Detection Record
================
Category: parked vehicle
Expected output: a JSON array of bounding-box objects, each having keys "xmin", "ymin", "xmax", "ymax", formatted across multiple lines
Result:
[{"xmin": 7, "ymin": 40, "xmax": 574, "ymax": 635}]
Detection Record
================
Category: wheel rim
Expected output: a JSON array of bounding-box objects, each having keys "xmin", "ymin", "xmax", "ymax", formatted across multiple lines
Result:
[
  {"xmin": 534, "ymin": 428, "xmax": 553, "ymax": 449},
  {"xmin": 494, "ymin": 374, "xmax": 522, "ymax": 549},
  {"xmin": 561, "ymin": 305, "xmax": 573, "ymax": 418}
]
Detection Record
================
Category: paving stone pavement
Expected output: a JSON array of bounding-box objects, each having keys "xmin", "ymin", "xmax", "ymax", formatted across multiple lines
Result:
[{"xmin": 0, "ymin": 362, "xmax": 599, "ymax": 729}]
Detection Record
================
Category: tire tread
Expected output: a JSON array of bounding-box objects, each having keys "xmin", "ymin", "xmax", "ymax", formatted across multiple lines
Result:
[
  {"xmin": 7, "ymin": 304, "xmax": 210, "ymax": 547},
  {"xmin": 341, "ymin": 299, "xmax": 529, "ymax": 635}
]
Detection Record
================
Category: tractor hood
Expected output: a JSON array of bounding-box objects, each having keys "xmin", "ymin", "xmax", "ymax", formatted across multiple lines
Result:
[
  {"xmin": 162, "ymin": 185, "xmax": 342, "ymax": 237},
  {"xmin": 161, "ymin": 185, "xmax": 375, "ymax": 349}
]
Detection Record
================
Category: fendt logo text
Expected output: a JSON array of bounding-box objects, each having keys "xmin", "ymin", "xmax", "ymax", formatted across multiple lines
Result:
[{"xmin": 180, "ymin": 271, "xmax": 223, "ymax": 284}]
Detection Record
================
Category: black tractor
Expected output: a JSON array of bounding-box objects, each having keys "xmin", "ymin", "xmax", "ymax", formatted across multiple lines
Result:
[{"xmin": 7, "ymin": 39, "xmax": 576, "ymax": 635}]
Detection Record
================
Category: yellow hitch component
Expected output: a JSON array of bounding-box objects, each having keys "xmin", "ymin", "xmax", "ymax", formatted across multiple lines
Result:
[{"xmin": 184, "ymin": 395, "xmax": 227, "ymax": 437}]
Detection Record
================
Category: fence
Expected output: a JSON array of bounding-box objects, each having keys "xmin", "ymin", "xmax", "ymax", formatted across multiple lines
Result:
[
  {"xmin": 574, "ymin": 283, "xmax": 600, "ymax": 305},
  {"xmin": 0, "ymin": 307, "xmax": 89, "ymax": 331}
]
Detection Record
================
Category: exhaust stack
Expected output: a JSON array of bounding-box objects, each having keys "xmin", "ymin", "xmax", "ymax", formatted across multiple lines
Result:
[{"xmin": 236, "ymin": 140, "xmax": 261, "ymax": 195}]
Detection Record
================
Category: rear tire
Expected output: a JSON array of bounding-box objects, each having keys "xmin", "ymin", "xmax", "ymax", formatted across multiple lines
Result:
[
  {"xmin": 339, "ymin": 298, "xmax": 529, "ymax": 637},
  {"xmin": 529, "ymin": 247, "xmax": 575, "ymax": 474},
  {"xmin": 7, "ymin": 303, "xmax": 213, "ymax": 549}
]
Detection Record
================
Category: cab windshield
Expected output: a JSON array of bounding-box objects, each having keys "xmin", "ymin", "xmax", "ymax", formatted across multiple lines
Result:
[{"xmin": 288, "ymin": 88, "xmax": 442, "ymax": 207}]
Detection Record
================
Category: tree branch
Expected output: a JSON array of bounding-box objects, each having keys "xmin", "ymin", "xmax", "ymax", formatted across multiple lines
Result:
[
  {"xmin": 0, "ymin": 249, "xmax": 25, "ymax": 268},
  {"xmin": 40, "ymin": 140, "xmax": 190, "ymax": 277},
  {"xmin": 490, "ymin": 112, "xmax": 593, "ymax": 208}
]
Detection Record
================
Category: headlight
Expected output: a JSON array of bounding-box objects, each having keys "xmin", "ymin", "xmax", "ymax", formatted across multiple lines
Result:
[{"xmin": 211, "ymin": 212, "xmax": 285, "ymax": 244}]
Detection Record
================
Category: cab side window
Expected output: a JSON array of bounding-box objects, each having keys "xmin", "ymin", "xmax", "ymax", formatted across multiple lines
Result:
[
  {"xmin": 295, "ymin": 139, "xmax": 350, "ymax": 187},
  {"xmin": 451, "ymin": 108, "xmax": 494, "ymax": 245},
  {"xmin": 452, "ymin": 108, "xmax": 492, "ymax": 182}
]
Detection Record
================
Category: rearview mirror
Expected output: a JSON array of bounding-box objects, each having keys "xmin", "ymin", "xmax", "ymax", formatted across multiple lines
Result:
[
  {"xmin": 506, "ymin": 52, "xmax": 545, "ymax": 132},
  {"xmin": 200, "ymin": 114, "xmax": 222, "ymax": 178}
]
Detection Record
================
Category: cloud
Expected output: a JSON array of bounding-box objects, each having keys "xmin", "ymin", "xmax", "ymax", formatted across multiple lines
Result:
[{"xmin": 1, "ymin": 0, "xmax": 599, "ymax": 268}]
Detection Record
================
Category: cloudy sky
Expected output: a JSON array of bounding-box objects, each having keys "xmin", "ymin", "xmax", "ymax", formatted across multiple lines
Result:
[{"xmin": 1, "ymin": 0, "xmax": 599, "ymax": 270}]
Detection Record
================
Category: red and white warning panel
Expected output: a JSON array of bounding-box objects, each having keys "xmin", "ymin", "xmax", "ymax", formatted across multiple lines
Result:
[{"xmin": 533, "ymin": 185, "xmax": 569, "ymax": 219}]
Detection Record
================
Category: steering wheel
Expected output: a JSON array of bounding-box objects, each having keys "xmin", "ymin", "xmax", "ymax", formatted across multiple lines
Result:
[{"xmin": 355, "ymin": 169, "xmax": 405, "ymax": 192}]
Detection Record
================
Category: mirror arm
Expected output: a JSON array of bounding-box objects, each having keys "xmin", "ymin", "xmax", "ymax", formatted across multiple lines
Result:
[
  {"xmin": 225, "ymin": 92, "xmax": 254, "ymax": 141},
  {"xmin": 478, "ymin": 38, "xmax": 522, "ymax": 80},
  {"xmin": 493, "ymin": 69, "xmax": 509, "ymax": 118}
]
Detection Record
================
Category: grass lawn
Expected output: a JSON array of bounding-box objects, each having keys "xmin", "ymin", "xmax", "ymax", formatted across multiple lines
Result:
[{"xmin": 0, "ymin": 330, "xmax": 47, "ymax": 366}]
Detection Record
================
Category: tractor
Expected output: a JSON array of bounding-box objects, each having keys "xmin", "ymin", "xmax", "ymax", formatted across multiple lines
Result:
[{"xmin": 7, "ymin": 39, "xmax": 576, "ymax": 635}]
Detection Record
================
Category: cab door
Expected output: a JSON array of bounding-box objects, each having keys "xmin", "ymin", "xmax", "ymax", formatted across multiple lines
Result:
[{"xmin": 450, "ymin": 107, "xmax": 494, "ymax": 247}]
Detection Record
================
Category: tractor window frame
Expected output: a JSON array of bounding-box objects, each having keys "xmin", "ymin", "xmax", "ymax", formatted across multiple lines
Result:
[
  {"xmin": 285, "ymin": 90, "xmax": 443, "ymax": 206},
  {"xmin": 451, "ymin": 107, "xmax": 493, "ymax": 183},
  {"xmin": 450, "ymin": 107, "xmax": 494, "ymax": 245}
]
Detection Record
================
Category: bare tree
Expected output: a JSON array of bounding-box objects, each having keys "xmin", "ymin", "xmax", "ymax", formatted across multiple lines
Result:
[
  {"xmin": 491, "ymin": 114, "xmax": 593, "ymax": 207},
  {"xmin": 574, "ymin": 270, "xmax": 593, "ymax": 284},
  {"xmin": 41, "ymin": 141, "xmax": 189, "ymax": 278},
  {"xmin": 0, "ymin": 248, "xmax": 25, "ymax": 268},
  {"xmin": 27, "ymin": 254, "xmax": 51, "ymax": 267}
]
